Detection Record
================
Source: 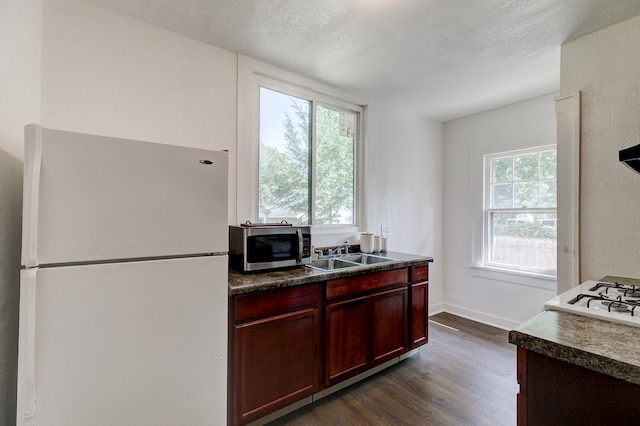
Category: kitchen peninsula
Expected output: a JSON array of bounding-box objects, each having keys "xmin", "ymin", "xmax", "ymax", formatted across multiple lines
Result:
[
  {"xmin": 228, "ymin": 252, "xmax": 433, "ymax": 426},
  {"xmin": 509, "ymin": 276, "xmax": 640, "ymax": 425}
]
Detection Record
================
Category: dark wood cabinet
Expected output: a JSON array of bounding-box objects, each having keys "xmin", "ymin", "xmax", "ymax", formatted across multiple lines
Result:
[
  {"xmin": 325, "ymin": 296, "xmax": 369, "ymax": 386},
  {"xmin": 410, "ymin": 282, "xmax": 428, "ymax": 347},
  {"xmin": 230, "ymin": 284, "xmax": 321, "ymax": 426},
  {"xmin": 409, "ymin": 264, "xmax": 429, "ymax": 348},
  {"xmin": 516, "ymin": 347, "xmax": 640, "ymax": 425},
  {"xmin": 371, "ymin": 287, "xmax": 408, "ymax": 364},
  {"xmin": 230, "ymin": 260, "xmax": 431, "ymax": 425},
  {"xmin": 324, "ymin": 269, "xmax": 409, "ymax": 387}
]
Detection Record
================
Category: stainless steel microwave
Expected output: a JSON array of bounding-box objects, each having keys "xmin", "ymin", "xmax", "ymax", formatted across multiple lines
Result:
[{"xmin": 229, "ymin": 225, "xmax": 311, "ymax": 273}]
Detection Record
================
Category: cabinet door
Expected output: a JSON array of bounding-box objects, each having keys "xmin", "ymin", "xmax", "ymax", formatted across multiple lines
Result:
[
  {"xmin": 518, "ymin": 347, "xmax": 640, "ymax": 425},
  {"xmin": 371, "ymin": 287, "xmax": 408, "ymax": 364},
  {"xmin": 234, "ymin": 308, "xmax": 319, "ymax": 426},
  {"xmin": 325, "ymin": 296, "xmax": 369, "ymax": 387},
  {"xmin": 410, "ymin": 282, "xmax": 429, "ymax": 348}
]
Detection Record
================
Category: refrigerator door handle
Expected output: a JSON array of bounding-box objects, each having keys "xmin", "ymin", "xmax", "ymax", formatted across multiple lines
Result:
[
  {"xmin": 22, "ymin": 124, "xmax": 43, "ymax": 268},
  {"xmin": 18, "ymin": 268, "xmax": 37, "ymax": 419},
  {"xmin": 296, "ymin": 228, "xmax": 303, "ymax": 264}
]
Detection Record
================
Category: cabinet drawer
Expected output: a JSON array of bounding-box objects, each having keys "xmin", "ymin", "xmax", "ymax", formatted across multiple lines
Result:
[
  {"xmin": 410, "ymin": 264, "xmax": 429, "ymax": 283},
  {"xmin": 326, "ymin": 268, "xmax": 408, "ymax": 300},
  {"xmin": 234, "ymin": 283, "xmax": 321, "ymax": 323}
]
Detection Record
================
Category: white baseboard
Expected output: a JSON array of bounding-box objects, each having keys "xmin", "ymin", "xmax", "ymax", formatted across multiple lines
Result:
[
  {"xmin": 428, "ymin": 302, "xmax": 445, "ymax": 315},
  {"xmin": 440, "ymin": 303, "xmax": 522, "ymax": 330}
]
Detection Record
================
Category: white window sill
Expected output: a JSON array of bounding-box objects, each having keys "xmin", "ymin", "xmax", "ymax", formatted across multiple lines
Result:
[{"xmin": 469, "ymin": 265, "xmax": 557, "ymax": 291}]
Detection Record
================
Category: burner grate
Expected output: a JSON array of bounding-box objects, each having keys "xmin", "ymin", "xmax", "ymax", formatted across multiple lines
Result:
[
  {"xmin": 589, "ymin": 282, "xmax": 640, "ymax": 298},
  {"xmin": 569, "ymin": 292, "xmax": 640, "ymax": 316},
  {"xmin": 544, "ymin": 280, "xmax": 640, "ymax": 328}
]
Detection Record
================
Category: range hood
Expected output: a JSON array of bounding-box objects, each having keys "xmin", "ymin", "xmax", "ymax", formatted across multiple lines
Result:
[{"xmin": 619, "ymin": 143, "xmax": 640, "ymax": 174}]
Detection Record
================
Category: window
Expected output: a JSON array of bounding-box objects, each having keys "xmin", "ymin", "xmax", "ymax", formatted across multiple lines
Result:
[
  {"xmin": 484, "ymin": 146, "xmax": 557, "ymax": 276},
  {"xmin": 258, "ymin": 85, "xmax": 359, "ymax": 226}
]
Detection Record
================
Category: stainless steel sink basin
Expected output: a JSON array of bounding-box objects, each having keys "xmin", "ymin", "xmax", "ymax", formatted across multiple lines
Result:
[
  {"xmin": 341, "ymin": 253, "xmax": 395, "ymax": 265},
  {"xmin": 309, "ymin": 257, "xmax": 360, "ymax": 271},
  {"xmin": 308, "ymin": 253, "xmax": 395, "ymax": 271}
]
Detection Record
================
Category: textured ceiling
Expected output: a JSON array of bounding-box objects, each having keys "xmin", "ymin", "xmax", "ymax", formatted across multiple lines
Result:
[{"xmin": 86, "ymin": 0, "xmax": 640, "ymax": 122}]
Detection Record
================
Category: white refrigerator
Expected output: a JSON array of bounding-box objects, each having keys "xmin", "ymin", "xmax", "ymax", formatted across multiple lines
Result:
[{"xmin": 17, "ymin": 124, "xmax": 229, "ymax": 426}]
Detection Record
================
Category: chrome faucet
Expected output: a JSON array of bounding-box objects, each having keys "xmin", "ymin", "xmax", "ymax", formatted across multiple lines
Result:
[
  {"xmin": 329, "ymin": 241, "xmax": 350, "ymax": 256},
  {"xmin": 323, "ymin": 242, "xmax": 351, "ymax": 257},
  {"xmin": 328, "ymin": 247, "xmax": 342, "ymax": 256},
  {"xmin": 341, "ymin": 241, "xmax": 350, "ymax": 255}
]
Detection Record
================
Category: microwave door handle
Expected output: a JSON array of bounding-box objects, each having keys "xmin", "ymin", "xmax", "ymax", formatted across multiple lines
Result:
[{"xmin": 296, "ymin": 229, "xmax": 303, "ymax": 264}]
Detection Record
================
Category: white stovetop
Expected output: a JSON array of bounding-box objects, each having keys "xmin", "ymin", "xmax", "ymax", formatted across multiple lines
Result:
[{"xmin": 544, "ymin": 280, "xmax": 640, "ymax": 328}]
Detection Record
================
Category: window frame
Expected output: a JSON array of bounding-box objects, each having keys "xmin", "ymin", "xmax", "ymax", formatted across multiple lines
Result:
[
  {"xmin": 470, "ymin": 135, "xmax": 557, "ymax": 290},
  {"xmin": 236, "ymin": 55, "xmax": 366, "ymax": 232},
  {"xmin": 257, "ymin": 82, "xmax": 361, "ymax": 226},
  {"xmin": 483, "ymin": 146, "xmax": 557, "ymax": 276}
]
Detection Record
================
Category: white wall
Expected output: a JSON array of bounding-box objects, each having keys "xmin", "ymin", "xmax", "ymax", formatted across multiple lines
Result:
[
  {"xmin": 560, "ymin": 15, "xmax": 640, "ymax": 281},
  {"xmin": 1, "ymin": 1, "xmax": 237, "ymax": 423},
  {"xmin": 366, "ymin": 101, "xmax": 444, "ymax": 310},
  {"xmin": 443, "ymin": 94, "xmax": 558, "ymax": 329},
  {"xmin": 0, "ymin": 0, "xmax": 42, "ymax": 423},
  {"xmin": 1, "ymin": 2, "xmax": 445, "ymax": 422},
  {"xmin": 41, "ymin": 0, "xmax": 238, "ymax": 221}
]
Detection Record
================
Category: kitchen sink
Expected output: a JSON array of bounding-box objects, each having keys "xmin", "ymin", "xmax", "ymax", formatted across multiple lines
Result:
[
  {"xmin": 308, "ymin": 253, "xmax": 395, "ymax": 271},
  {"xmin": 309, "ymin": 257, "xmax": 360, "ymax": 271},
  {"xmin": 340, "ymin": 253, "xmax": 395, "ymax": 265}
]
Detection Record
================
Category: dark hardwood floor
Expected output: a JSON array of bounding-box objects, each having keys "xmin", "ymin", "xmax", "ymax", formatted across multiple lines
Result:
[{"xmin": 268, "ymin": 312, "xmax": 517, "ymax": 426}]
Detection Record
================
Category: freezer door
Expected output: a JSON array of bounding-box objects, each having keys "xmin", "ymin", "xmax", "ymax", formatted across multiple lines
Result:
[
  {"xmin": 17, "ymin": 256, "xmax": 228, "ymax": 426},
  {"xmin": 22, "ymin": 124, "xmax": 228, "ymax": 267}
]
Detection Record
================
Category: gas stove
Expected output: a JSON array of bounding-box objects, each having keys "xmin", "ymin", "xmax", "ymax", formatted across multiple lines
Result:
[{"xmin": 544, "ymin": 280, "xmax": 640, "ymax": 327}]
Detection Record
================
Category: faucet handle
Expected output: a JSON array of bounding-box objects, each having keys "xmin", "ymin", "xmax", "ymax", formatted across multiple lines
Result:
[{"xmin": 341, "ymin": 241, "xmax": 350, "ymax": 254}]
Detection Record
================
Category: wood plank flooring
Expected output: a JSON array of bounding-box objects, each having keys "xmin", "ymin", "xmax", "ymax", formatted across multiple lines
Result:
[{"xmin": 268, "ymin": 312, "xmax": 517, "ymax": 426}]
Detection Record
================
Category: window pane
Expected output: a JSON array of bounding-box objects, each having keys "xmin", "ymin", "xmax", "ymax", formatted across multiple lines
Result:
[
  {"xmin": 258, "ymin": 87, "xmax": 310, "ymax": 224},
  {"xmin": 491, "ymin": 183, "xmax": 513, "ymax": 208},
  {"xmin": 489, "ymin": 211, "xmax": 557, "ymax": 271},
  {"xmin": 539, "ymin": 150, "xmax": 557, "ymax": 179},
  {"xmin": 514, "ymin": 181, "xmax": 538, "ymax": 208},
  {"xmin": 492, "ymin": 157, "xmax": 512, "ymax": 183},
  {"xmin": 539, "ymin": 179, "xmax": 557, "ymax": 207},
  {"xmin": 315, "ymin": 106, "xmax": 355, "ymax": 225},
  {"xmin": 514, "ymin": 153, "xmax": 538, "ymax": 181},
  {"xmin": 484, "ymin": 146, "xmax": 557, "ymax": 276}
]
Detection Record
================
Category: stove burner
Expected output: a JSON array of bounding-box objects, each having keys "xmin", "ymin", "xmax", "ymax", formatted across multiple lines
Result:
[
  {"xmin": 568, "ymin": 292, "xmax": 640, "ymax": 316},
  {"xmin": 601, "ymin": 300, "xmax": 631, "ymax": 312},
  {"xmin": 589, "ymin": 282, "xmax": 640, "ymax": 298},
  {"xmin": 544, "ymin": 280, "xmax": 640, "ymax": 328}
]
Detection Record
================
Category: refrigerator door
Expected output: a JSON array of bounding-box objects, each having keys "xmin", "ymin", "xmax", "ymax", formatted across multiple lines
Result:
[
  {"xmin": 17, "ymin": 256, "xmax": 228, "ymax": 426},
  {"xmin": 22, "ymin": 124, "xmax": 228, "ymax": 267}
]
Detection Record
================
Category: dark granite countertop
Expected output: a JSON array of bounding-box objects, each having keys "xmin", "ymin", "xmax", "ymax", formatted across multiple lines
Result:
[
  {"xmin": 228, "ymin": 251, "xmax": 433, "ymax": 296},
  {"xmin": 509, "ymin": 275, "xmax": 640, "ymax": 385}
]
